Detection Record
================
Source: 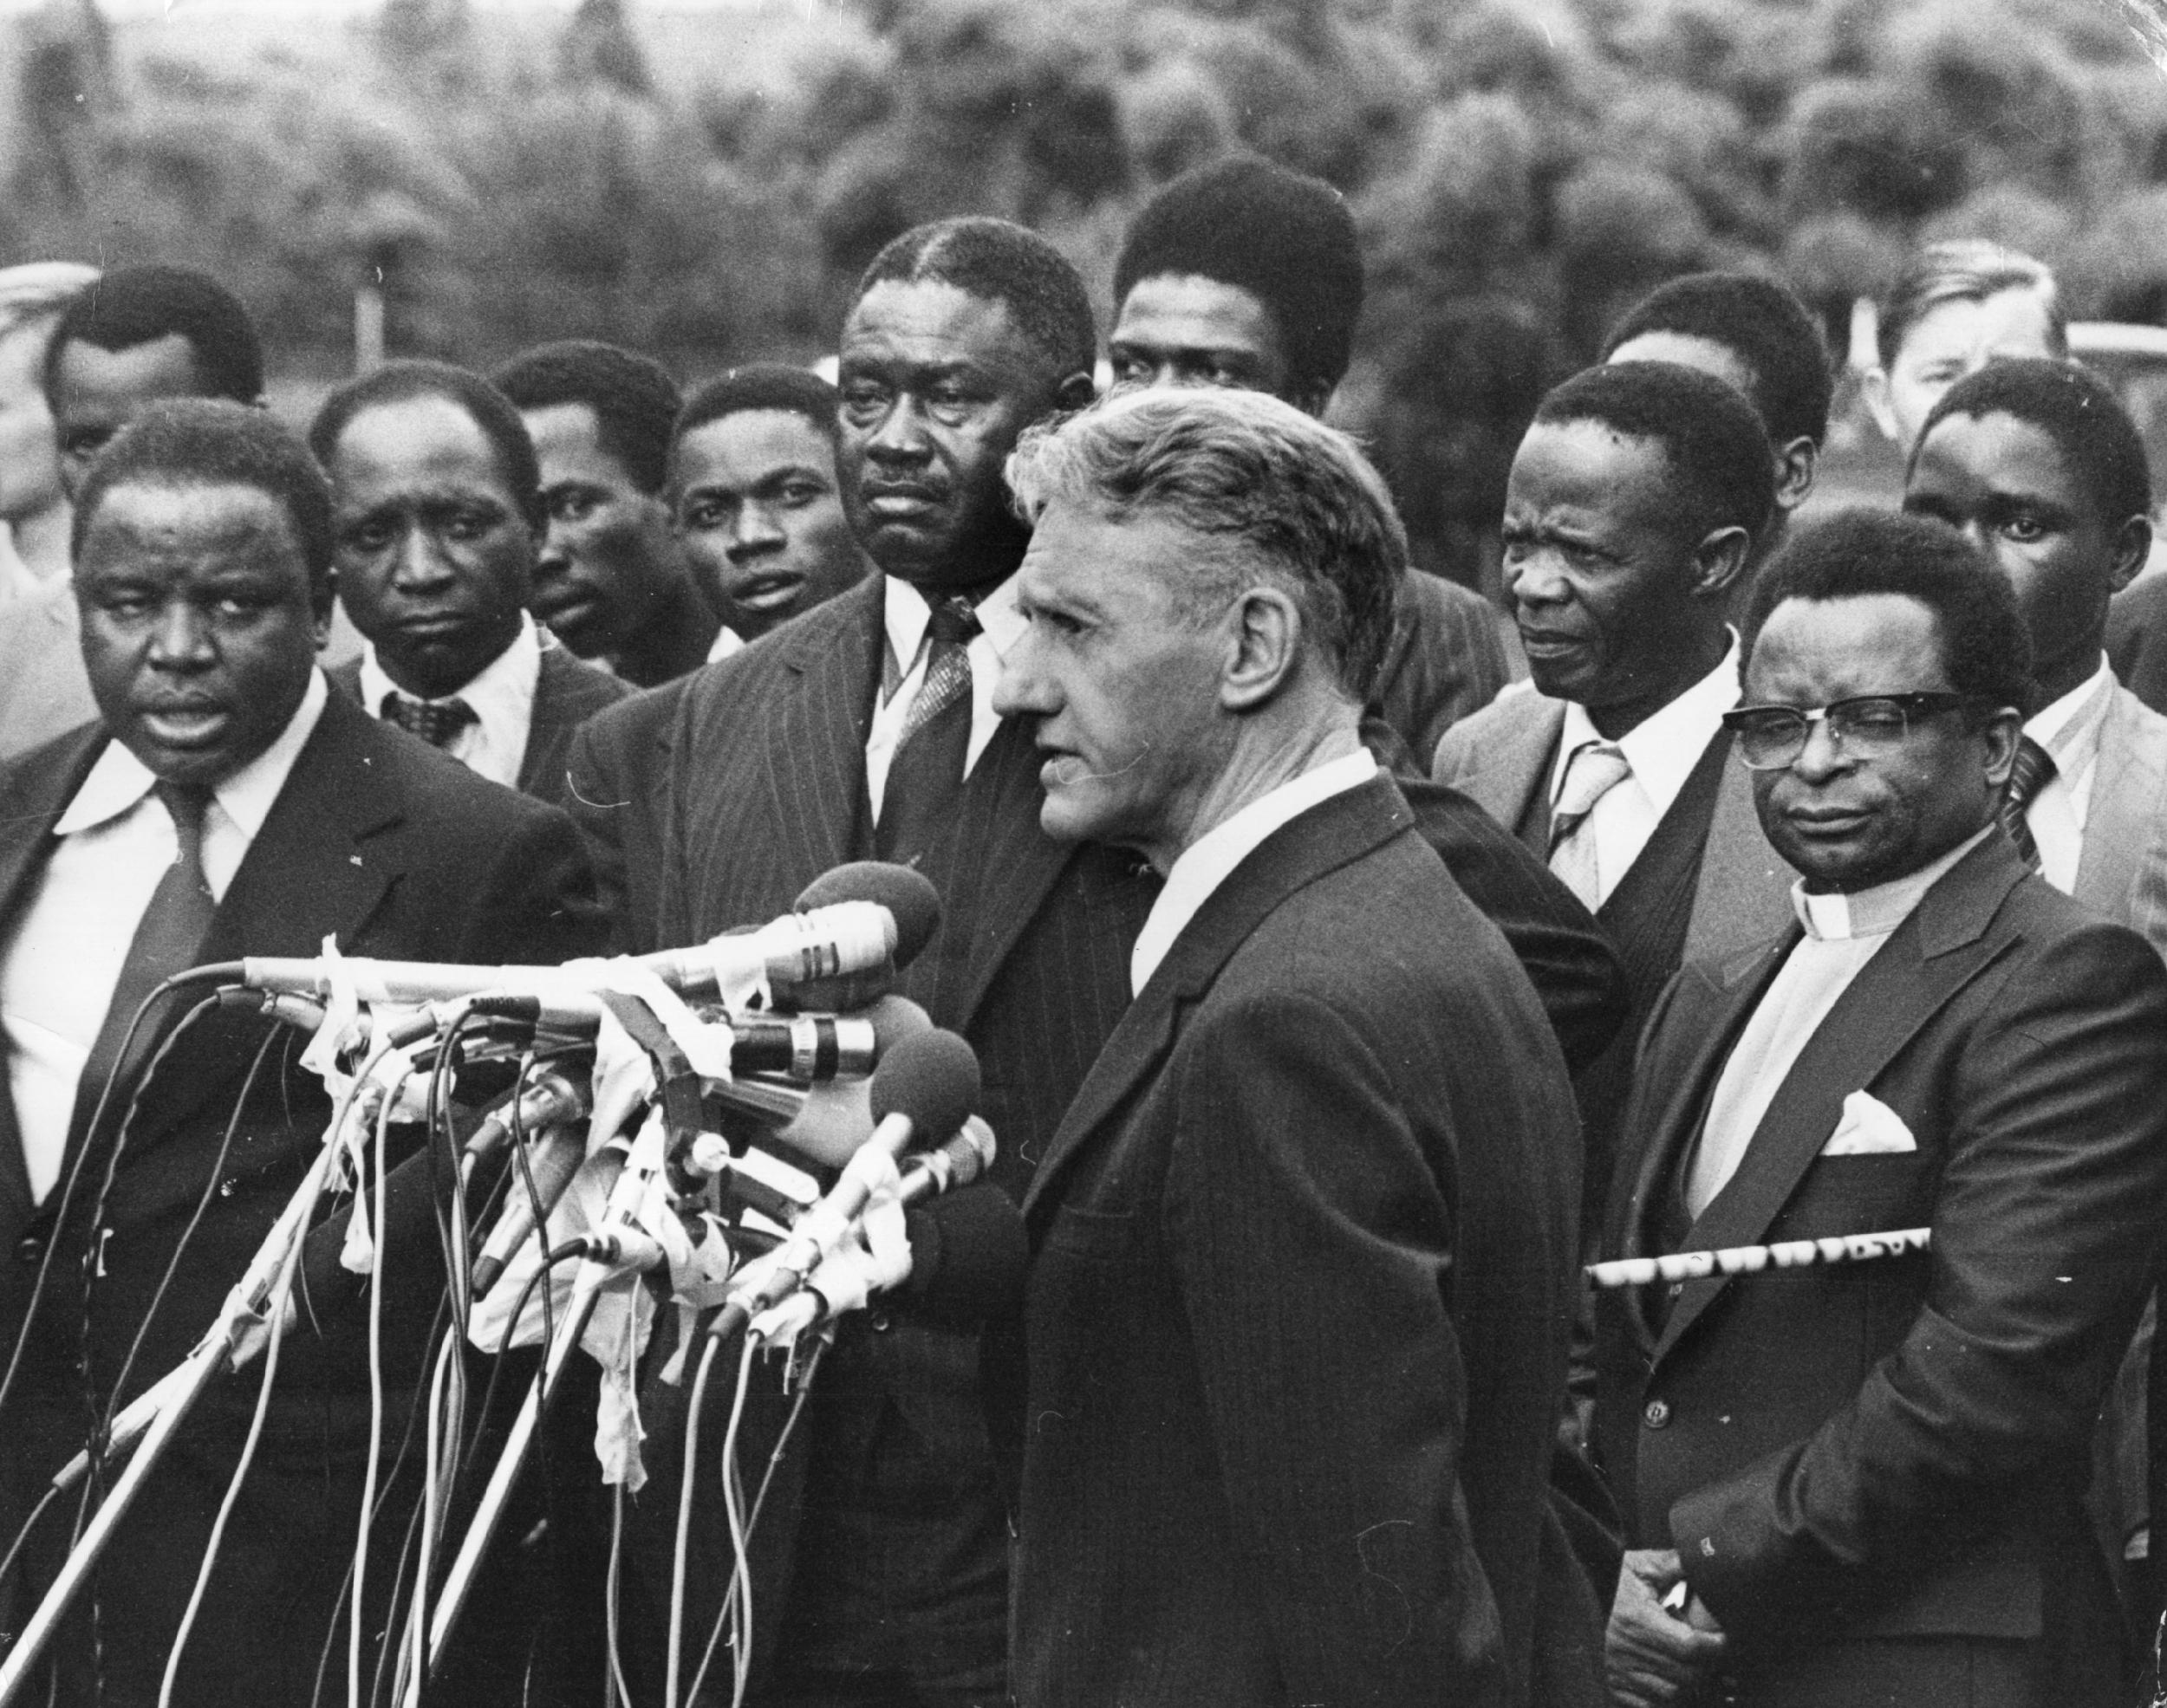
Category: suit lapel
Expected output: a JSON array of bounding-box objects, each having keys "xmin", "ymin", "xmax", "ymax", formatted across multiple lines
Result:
[
  {"xmin": 1656, "ymin": 836, "xmax": 2029, "ymax": 1360},
  {"xmin": 2074, "ymin": 686, "xmax": 2167, "ymax": 945},
  {"xmin": 1683, "ymin": 734, "xmax": 1792, "ymax": 964},
  {"xmin": 0, "ymin": 729, "xmax": 108, "ymax": 1245},
  {"xmin": 761, "ymin": 577, "xmax": 883, "ymax": 884},
  {"xmin": 1022, "ymin": 777, "xmax": 1410, "ymax": 1218},
  {"xmin": 1454, "ymin": 698, "xmax": 1563, "ymax": 848}
]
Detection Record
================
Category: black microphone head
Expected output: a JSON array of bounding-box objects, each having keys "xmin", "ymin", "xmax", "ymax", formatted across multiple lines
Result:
[
  {"xmin": 869, "ymin": 1029, "xmax": 979, "ymax": 1140},
  {"xmin": 908, "ymin": 1185, "xmax": 1028, "ymax": 1322},
  {"xmin": 863, "ymin": 994, "xmax": 934, "ymax": 1058},
  {"xmin": 797, "ymin": 862, "xmax": 941, "ymax": 969}
]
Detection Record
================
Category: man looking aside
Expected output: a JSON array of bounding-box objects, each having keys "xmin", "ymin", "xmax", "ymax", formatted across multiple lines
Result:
[
  {"xmin": 493, "ymin": 339, "xmax": 719, "ymax": 685},
  {"xmin": 0, "ymin": 400, "xmax": 595, "ymax": 1705},
  {"xmin": 996, "ymin": 386, "xmax": 1578, "ymax": 1708},
  {"xmin": 1596, "ymin": 511, "xmax": 2167, "ymax": 1706},
  {"xmin": 1109, "ymin": 152, "xmax": 1508, "ymax": 771},
  {"xmin": 309, "ymin": 360, "xmax": 628, "ymax": 808},
  {"xmin": 0, "ymin": 264, "xmax": 266, "ymax": 759}
]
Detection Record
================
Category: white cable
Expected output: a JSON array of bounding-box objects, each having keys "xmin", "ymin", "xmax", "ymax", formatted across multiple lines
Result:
[
  {"xmin": 607, "ymin": 1484, "xmax": 633, "ymax": 1708},
  {"xmin": 667, "ymin": 1335, "xmax": 725, "ymax": 1708},
  {"xmin": 348, "ymin": 1066, "xmax": 401, "ymax": 1708}
]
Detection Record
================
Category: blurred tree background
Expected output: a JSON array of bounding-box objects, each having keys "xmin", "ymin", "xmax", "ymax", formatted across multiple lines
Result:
[{"xmin": 3, "ymin": 0, "xmax": 2162, "ymax": 584}]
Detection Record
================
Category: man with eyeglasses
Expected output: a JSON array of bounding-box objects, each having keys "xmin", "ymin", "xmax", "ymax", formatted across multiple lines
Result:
[{"xmin": 1594, "ymin": 509, "xmax": 2167, "ymax": 1708}]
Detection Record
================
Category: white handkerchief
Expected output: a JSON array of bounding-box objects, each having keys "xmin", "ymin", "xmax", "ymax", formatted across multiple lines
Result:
[{"xmin": 1819, "ymin": 1090, "xmax": 1916, "ymax": 1156}]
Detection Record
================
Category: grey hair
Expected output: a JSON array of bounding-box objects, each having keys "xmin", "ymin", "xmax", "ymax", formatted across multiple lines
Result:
[
  {"xmin": 1006, "ymin": 386, "xmax": 1405, "ymax": 701},
  {"xmin": 0, "ymin": 262, "xmax": 98, "ymax": 343}
]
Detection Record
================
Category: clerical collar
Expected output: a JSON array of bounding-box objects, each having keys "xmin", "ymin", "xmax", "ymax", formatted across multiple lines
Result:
[{"xmin": 1791, "ymin": 825, "xmax": 1995, "ymax": 942}]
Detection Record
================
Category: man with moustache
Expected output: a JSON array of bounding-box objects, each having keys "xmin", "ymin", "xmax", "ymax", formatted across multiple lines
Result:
[
  {"xmin": 565, "ymin": 363, "xmax": 871, "ymax": 951},
  {"xmin": 1596, "ymin": 511, "xmax": 2167, "ymax": 1707},
  {"xmin": 996, "ymin": 386, "xmax": 1579, "ymax": 1708},
  {"xmin": 1107, "ymin": 153, "xmax": 1509, "ymax": 771},
  {"xmin": 0, "ymin": 265, "xmax": 265, "ymax": 759},
  {"xmin": 0, "ymin": 400, "xmax": 595, "ymax": 1705},
  {"xmin": 493, "ymin": 339, "xmax": 719, "ymax": 685},
  {"xmin": 1434, "ymin": 362, "xmax": 1795, "ymax": 1230},
  {"xmin": 605, "ymin": 218, "xmax": 1153, "ymax": 1708},
  {"xmin": 309, "ymin": 360, "xmax": 629, "ymax": 809},
  {"xmin": 1900, "ymin": 356, "xmax": 2167, "ymax": 1645}
]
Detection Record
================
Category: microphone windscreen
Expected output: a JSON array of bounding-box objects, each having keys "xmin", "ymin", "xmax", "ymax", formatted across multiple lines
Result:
[
  {"xmin": 864, "ymin": 994, "xmax": 934, "ymax": 1058},
  {"xmin": 905, "ymin": 1185, "xmax": 1028, "ymax": 1324},
  {"xmin": 797, "ymin": 863, "xmax": 941, "ymax": 969},
  {"xmin": 869, "ymin": 1029, "xmax": 979, "ymax": 1140}
]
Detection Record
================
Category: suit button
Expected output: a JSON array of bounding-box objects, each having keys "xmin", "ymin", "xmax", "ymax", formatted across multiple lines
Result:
[
  {"xmin": 1643, "ymin": 1398, "xmax": 1672, "ymax": 1429},
  {"xmin": 15, "ymin": 1232, "xmax": 42, "ymax": 1264},
  {"xmin": 869, "ymin": 1310, "xmax": 891, "ymax": 1333}
]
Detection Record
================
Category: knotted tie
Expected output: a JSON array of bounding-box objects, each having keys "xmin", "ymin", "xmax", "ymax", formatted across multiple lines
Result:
[
  {"xmin": 876, "ymin": 596, "xmax": 981, "ymax": 865},
  {"xmin": 382, "ymin": 691, "xmax": 478, "ymax": 750},
  {"xmin": 67, "ymin": 782, "xmax": 218, "ymax": 1159},
  {"xmin": 2000, "ymin": 735, "xmax": 2056, "ymax": 872},
  {"xmin": 1547, "ymin": 739, "xmax": 1633, "ymax": 911}
]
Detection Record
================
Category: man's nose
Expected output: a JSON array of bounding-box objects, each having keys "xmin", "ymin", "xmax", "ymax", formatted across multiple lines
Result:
[
  {"xmin": 393, "ymin": 526, "xmax": 457, "ymax": 588},
  {"xmin": 730, "ymin": 503, "xmax": 785, "ymax": 558},
  {"xmin": 146, "ymin": 601, "xmax": 214, "ymax": 668}
]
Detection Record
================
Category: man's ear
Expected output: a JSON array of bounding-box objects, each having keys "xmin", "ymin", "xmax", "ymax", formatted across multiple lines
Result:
[
  {"xmin": 2110, "ymin": 512, "xmax": 2153, "ymax": 595},
  {"xmin": 1690, "ymin": 524, "xmax": 1754, "ymax": 602},
  {"xmin": 1980, "ymin": 705, "xmax": 2022, "ymax": 790},
  {"xmin": 1056, "ymin": 369, "xmax": 1097, "ymax": 412},
  {"xmin": 1861, "ymin": 367, "xmax": 1902, "ymax": 445},
  {"xmin": 1220, "ymin": 587, "xmax": 1302, "ymax": 712},
  {"xmin": 1773, "ymin": 437, "xmax": 1819, "ymax": 512},
  {"xmin": 311, "ymin": 568, "xmax": 337, "ymax": 649}
]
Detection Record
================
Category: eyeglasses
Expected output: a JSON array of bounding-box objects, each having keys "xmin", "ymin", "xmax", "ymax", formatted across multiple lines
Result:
[{"xmin": 1721, "ymin": 692, "xmax": 1979, "ymax": 771}]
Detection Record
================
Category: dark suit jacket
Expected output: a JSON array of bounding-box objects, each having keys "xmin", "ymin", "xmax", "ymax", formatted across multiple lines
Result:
[
  {"xmin": 0, "ymin": 687, "xmax": 595, "ymax": 1705},
  {"xmin": 329, "ymin": 640, "xmax": 630, "ymax": 808},
  {"xmin": 1011, "ymin": 776, "xmax": 1579, "ymax": 1708},
  {"xmin": 563, "ymin": 672, "xmax": 692, "ymax": 955},
  {"xmin": 1595, "ymin": 833, "xmax": 2167, "ymax": 1703},
  {"xmin": 1376, "ymin": 568, "xmax": 1506, "ymax": 773}
]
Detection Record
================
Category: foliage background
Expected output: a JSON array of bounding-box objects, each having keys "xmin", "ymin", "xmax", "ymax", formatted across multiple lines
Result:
[{"xmin": 5, "ymin": 0, "xmax": 2164, "ymax": 582}]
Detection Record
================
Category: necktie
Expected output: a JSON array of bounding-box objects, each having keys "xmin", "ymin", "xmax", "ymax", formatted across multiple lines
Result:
[
  {"xmin": 2000, "ymin": 735, "xmax": 2056, "ymax": 872},
  {"xmin": 66, "ymin": 782, "xmax": 218, "ymax": 1161},
  {"xmin": 876, "ymin": 597, "xmax": 981, "ymax": 865},
  {"xmin": 382, "ymin": 691, "xmax": 478, "ymax": 750},
  {"xmin": 1547, "ymin": 739, "xmax": 1632, "ymax": 911}
]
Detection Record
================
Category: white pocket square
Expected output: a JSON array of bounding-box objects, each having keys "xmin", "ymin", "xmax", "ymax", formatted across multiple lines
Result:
[{"xmin": 1819, "ymin": 1090, "xmax": 1917, "ymax": 1156}]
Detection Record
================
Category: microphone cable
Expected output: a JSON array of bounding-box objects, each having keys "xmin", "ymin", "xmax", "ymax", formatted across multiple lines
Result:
[{"xmin": 349, "ymin": 1054, "xmax": 412, "ymax": 1708}]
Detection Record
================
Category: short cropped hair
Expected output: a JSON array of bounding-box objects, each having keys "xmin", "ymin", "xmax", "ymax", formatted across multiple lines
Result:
[
  {"xmin": 856, "ymin": 218, "xmax": 1096, "ymax": 380},
  {"xmin": 1916, "ymin": 356, "xmax": 2151, "ymax": 530},
  {"xmin": 674, "ymin": 363, "xmax": 839, "ymax": 451},
  {"xmin": 1007, "ymin": 386, "xmax": 1404, "ymax": 702},
  {"xmin": 308, "ymin": 360, "xmax": 543, "ymax": 530},
  {"xmin": 1533, "ymin": 362, "xmax": 1777, "ymax": 543},
  {"xmin": 0, "ymin": 261, "xmax": 98, "ymax": 343},
  {"xmin": 1876, "ymin": 240, "xmax": 2066, "ymax": 370},
  {"xmin": 1114, "ymin": 155, "xmax": 1363, "ymax": 399},
  {"xmin": 75, "ymin": 398, "xmax": 335, "ymax": 588},
  {"xmin": 491, "ymin": 339, "xmax": 681, "ymax": 496},
  {"xmin": 1742, "ymin": 508, "xmax": 2032, "ymax": 714},
  {"xmin": 1600, "ymin": 270, "xmax": 1833, "ymax": 449},
  {"xmin": 44, "ymin": 263, "xmax": 263, "ymax": 403}
]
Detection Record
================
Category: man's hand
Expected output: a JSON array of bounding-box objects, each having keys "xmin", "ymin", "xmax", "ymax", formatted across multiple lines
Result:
[{"xmin": 1605, "ymin": 1547, "xmax": 1726, "ymax": 1707}]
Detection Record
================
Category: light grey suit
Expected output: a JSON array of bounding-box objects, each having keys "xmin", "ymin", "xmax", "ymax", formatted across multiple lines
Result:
[{"xmin": 0, "ymin": 577, "xmax": 93, "ymax": 761}]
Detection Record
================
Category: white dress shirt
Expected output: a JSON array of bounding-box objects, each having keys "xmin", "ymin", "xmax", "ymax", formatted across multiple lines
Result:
[
  {"xmin": 1129, "ymin": 749, "xmax": 1379, "ymax": 997},
  {"xmin": 0, "ymin": 670, "xmax": 329, "ymax": 1202},
  {"xmin": 864, "ymin": 575, "xmax": 1024, "ymax": 820},
  {"xmin": 1548, "ymin": 635, "xmax": 1741, "ymax": 908},
  {"xmin": 359, "ymin": 614, "xmax": 541, "ymax": 790},
  {"xmin": 1683, "ymin": 825, "xmax": 1991, "ymax": 1217},
  {"xmin": 707, "ymin": 626, "xmax": 746, "ymax": 665},
  {"xmin": 2021, "ymin": 653, "xmax": 2112, "ymax": 894}
]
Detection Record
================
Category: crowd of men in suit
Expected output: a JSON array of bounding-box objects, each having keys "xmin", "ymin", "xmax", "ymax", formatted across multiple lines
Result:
[{"xmin": 0, "ymin": 150, "xmax": 2164, "ymax": 1708}]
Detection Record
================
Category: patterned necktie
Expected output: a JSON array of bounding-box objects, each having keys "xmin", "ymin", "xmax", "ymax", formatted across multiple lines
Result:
[
  {"xmin": 67, "ymin": 782, "xmax": 218, "ymax": 1158},
  {"xmin": 2000, "ymin": 735, "xmax": 2057, "ymax": 872},
  {"xmin": 1547, "ymin": 739, "xmax": 1633, "ymax": 911},
  {"xmin": 382, "ymin": 691, "xmax": 478, "ymax": 750},
  {"xmin": 876, "ymin": 596, "xmax": 982, "ymax": 864}
]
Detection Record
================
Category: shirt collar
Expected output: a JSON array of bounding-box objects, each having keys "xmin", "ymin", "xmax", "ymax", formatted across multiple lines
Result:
[
  {"xmin": 1792, "ymin": 823, "xmax": 1994, "ymax": 941},
  {"xmin": 360, "ymin": 612, "xmax": 540, "ymax": 727},
  {"xmin": 2024, "ymin": 653, "xmax": 2112, "ymax": 770},
  {"xmin": 1130, "ymin": 748, "xmax": 1378, "ymax": 997},
  {"xmin": 56, "ymin": 667, "xmax": 330, "ymax": 841},
  {"xmin": 882, "ymin": 572, "xmax": 1023, "ymax": 675},
  {"xmin": 1553, "ymin": 632, "xmax": 1741, "ymax": 814}
]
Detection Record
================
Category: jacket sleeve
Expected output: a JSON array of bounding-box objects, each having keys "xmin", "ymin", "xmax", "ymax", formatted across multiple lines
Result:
[
  {"xmin": 1162, "ymin": 987, "xmax": 1507, "ymax": 1705},
  {"xmin": 1673, "ymin": 921, "xmax": 2167, "ymax": 1644}
]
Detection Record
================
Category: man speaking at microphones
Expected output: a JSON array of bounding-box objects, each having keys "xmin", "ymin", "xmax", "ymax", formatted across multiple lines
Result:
[
  {"xmin": 1592, "ymin": 512, "xmax": 2167, "ymax": 1707},
  {"xmin": 0, "ymin": 400, "xmax": 596, "ymax": 1705},
  {"xmin": 993, "ymin": 386, "xmax": 1582, "ymax": 1706}
]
